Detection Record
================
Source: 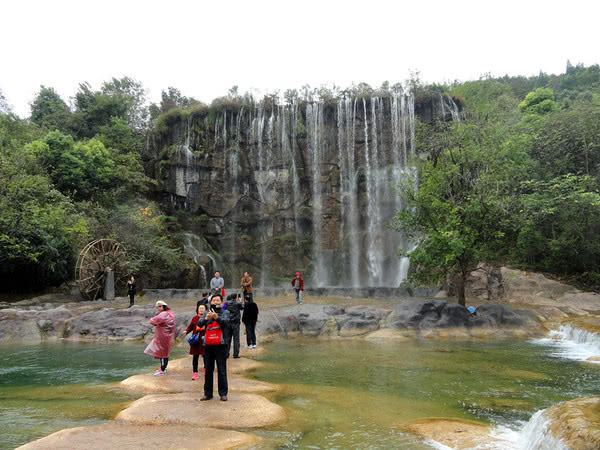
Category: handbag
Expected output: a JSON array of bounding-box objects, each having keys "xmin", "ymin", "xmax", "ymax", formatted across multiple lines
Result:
[{"xmin": 187, "ymin": 333, "xmax": 199, "ymax": 346}]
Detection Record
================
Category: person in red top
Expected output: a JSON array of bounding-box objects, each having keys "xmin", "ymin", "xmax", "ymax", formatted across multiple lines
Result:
[
  {"xmin": 184, "ymin": 303, "xmax": 207, "ymax": 380},
  {"xmin": 291, "ymin": 272, "xmax": 304, "ymax": 305}
]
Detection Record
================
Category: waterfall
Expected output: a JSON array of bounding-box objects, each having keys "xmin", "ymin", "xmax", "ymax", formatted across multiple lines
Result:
[
  {"xmin": 485, "ymin": 409, "xmax": 570, "ymax": 450},
  {"xmin": 181, "ymin": 233, "xmax": 217, "ymax": 288},
  {"xmin": 439, "ymin": 93, "xmax": 461, "ymax": 122},
  {"xmin": 164, "ymin": 93, "xmax": 459, "ymax": 288},
  {"xmin": 518, "ymin": 410, "xmax": 568, "ymax": 450},
  {"xmin": 532, "ymin": 324, "xmax": 600, "ymax": 363},
  {"xmin": 307, "ymin": 102, "xmax": 327, "ymax": 286},
  {"xmin": 290, "ymin": 103, "xmax": 302, "ymax": 247}
]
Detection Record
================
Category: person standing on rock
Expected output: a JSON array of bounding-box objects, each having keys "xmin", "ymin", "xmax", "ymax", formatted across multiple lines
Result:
[
  {"xmin": 225, "ymin": 293, "xmax": 244, "ymax": 358},
  {"xmin": 144, "ymin": 300, "xmax": 176, "ymax": 376},
  {"xmin": 127, "ymin": 275, "xmax": 136, "ymax": 307},
  {"xmin": 184, "ymin": 303, "xmax": 207, "ymax": 380},
  {"xmin": 210, "ymin": 271, "xmax": 225, "ymax": 298},
  {"xmin": 198, "ymin": 294, "xmax": 230, "ymax": 401},
  {"xmin": 291, "ymin": 272, "xmax": 304, "ymax": 305},
  {"xmin": 242, "ymin": 296, "xmax": 259, "ymax": 348},
  {"xmin": 241, "ymin": 271, "xmax": 253, "ymax": 302}
]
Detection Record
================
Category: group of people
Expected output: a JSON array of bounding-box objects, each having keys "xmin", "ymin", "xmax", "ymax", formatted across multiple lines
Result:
[{"xmin": 143, "ymin": 271, "xmax": 260, "ymax": 402}]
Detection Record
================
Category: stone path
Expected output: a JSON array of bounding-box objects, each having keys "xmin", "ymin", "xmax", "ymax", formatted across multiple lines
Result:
[{"xmin": 18, "ymin": 355, "xmax": 285, "ymax": 449}]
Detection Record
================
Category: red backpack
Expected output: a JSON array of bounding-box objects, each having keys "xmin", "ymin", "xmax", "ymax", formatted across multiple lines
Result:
[{"xmin": 203, "ymin": 321, "xmax": 224, "ymax": 345}]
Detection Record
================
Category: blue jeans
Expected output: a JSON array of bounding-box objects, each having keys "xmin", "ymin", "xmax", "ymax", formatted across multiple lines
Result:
[{"xmin": 295, "ymin": 289, "xmax": 303, "ymax": 304}]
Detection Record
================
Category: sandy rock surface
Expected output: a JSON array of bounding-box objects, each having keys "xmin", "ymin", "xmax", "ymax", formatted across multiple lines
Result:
[
  {"xmin": 547, "ymin": 396, "xmax": 600, "ymax": 450},
  {"xmin": 120, "ymin": 371, "xmax": 277, "ymax": 394},
  {"xmin": 116, "ymin": 392, "xmax": 286, "ymax": 428},
  {"xmin": 402, "ymin": 418, "xmax": 502, "ymax": 449},
  {"xmin": 17, "ymin": 424, "xmax": 259, "ymax": 450},
  {"xmin": 165, "ymin": 354, "xmax": 265, "ymax": 373}
]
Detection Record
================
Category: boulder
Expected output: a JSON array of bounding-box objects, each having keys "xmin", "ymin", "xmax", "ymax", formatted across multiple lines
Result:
[
  {"xmin": 17, "ymin": 424, "xmax": 259, "ymax": 450},
  {"xmin": 116, "ymin": 392, "xmax": 286, "ymax": 428},
  {"xmin": 402, "ymin": 418, "xmax": 501, "ymax": 449},
  {"xmin": 472, "ymin": 303, "xmax": 535, "ymax": 328},
  {"xmin": 545, "ymin": 396, "xmax": 600, "ymax": 450}
]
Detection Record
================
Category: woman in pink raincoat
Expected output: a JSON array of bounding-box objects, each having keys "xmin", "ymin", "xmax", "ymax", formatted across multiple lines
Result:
[{"xmin": 144, "ymin": 300, "xmax": 176, "ymax": 376}]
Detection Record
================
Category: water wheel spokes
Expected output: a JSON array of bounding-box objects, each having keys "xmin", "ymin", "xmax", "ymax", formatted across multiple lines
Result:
[{"xmin": 75, "ymin": 239, "xmax": 129, "ymax": 300}]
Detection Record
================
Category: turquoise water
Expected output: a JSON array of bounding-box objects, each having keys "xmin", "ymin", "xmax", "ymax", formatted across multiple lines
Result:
[
  {"xmin": 0, "ymin": 341, "xmax": 185, "ymax": 450},
  {"xmin": 249, "ymin": 338, "xmax": 600, "ymax": 448},
  {"xmin": 1, "ymin": 339, "xmax": 598, "ymax": 449}
]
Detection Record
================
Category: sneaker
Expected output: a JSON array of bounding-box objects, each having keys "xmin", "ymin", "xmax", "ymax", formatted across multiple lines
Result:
[
  {"xmin": 244, "ymin": 345, "xmax": 251, "ymax": 348},
  {"xmin": 251, "ymin": 344, "xmax": 256, "ymax": 348},
  {"xmin": 153, "ymin": 369, "xmax": 165, "ymax": 376},
  {"xmin": 191, "ymin": 372, "xmax": 199, "ymax": 380}
]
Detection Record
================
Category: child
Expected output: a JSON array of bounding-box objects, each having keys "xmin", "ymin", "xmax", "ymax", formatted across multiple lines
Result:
[{"xmin": 185, "ymin": 303, "xmax": 207, "ymax": 380}]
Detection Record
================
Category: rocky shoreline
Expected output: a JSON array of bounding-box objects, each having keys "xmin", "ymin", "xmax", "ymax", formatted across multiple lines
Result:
[{"xmin": 0, "ymin": 298, "xmax": 549, "ymax": 343}]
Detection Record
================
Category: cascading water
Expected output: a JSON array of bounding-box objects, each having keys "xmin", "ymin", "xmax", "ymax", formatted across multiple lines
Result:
[
  {"xmin": 181, "ymin": 232, "xmax": 217, "ymax": 288},
  {"xmin": 306, "ymin": 102, "xmax": 328, "ymax": 286},
  {"xmin": 532, "ymin": 324, "xmax": 600, "ymax": 362},
  {"xmin": 164, "ymin": 93, "xmax": 460, "ymax": 287}
]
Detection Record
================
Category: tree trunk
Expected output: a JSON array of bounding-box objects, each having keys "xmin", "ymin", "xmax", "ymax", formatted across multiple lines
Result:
[{"xmin": 456, "ymin": 272, "xmax": 466, "ymax": 306}]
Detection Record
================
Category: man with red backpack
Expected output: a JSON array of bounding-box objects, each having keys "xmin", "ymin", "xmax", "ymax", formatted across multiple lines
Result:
[{"xmin": 197, "ymin": 294, "xmax": 231, "ymax": 401}]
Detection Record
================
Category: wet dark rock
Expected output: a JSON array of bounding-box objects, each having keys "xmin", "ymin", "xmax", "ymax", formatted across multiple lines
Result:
[
  {"xmin": 0, "ymin": 299, "xmax": 542, "ymax": 342},
  {"xmin": 472, "ymin": 303, "xmax": 534, "ymax": 328}
]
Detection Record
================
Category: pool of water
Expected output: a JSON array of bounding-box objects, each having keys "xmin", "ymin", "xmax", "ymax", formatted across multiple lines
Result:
[
  {"xmin": 1, "ymin": 337, "xmax": 598, "ymax": 449},
  {"xmin": 0, "ymin": 341, "xmax": 186, "ymax": 450},
  {"xmin": 248, "ymin": 338, "xmax": 599, "ymax": 449}
]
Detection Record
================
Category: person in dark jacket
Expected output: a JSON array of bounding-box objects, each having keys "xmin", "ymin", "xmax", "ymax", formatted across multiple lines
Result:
[
  {"xmin": 242, "ymin": 296, "xmax": 259, "ymax": 348},
  {"xmin": 197, "ymin": 294, "xmax": 230, "ymax": 401},
  {"xmin": 225, "ymin": 293, "xmax": 244, "ymax": 359},
  {"xmin": 127, "ymin": 275, "xmax": 136, "ymax": 307}
]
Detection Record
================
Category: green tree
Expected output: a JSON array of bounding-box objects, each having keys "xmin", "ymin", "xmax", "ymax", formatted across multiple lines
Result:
[
  {"xmin": 0, "ymin": 145, "xmax": 86, "ymax": 290},
  {"xmin": 30, "ymin": 86, "xmax": 72, "ymax": 132},
  {"xmin": 519, "ymin": 88, "xmax": 558, "ymax": 115},
  {"xmin": 393, "ymin": 122, "xmax": 515, "ymax": 305},
  {"xmin": 32, "ymin": 131, "xmax": 115, "ymax": 201},
  {"xmin": 0, "ymin": 88, "xmax": 11, "ymax": 114},
  {"xmin": 72, "ymin": 82, "xmax": 129, "ymax": 138},
  {"xmin": 101, "ymin": 76, "xmax": 149, "ymax": 131},
  {"xmin": 515, "ymin": 175, "xmax": 600, "ymax": 275}
]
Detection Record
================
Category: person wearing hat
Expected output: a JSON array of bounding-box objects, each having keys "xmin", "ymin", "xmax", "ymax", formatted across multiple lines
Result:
[
  {"xmin": 291, "ymin": 272, "xmax": 304, "ymax": 305},
  {"xmin": 144, "ymin": 300, "xmax": 176, "ymax": 376}
]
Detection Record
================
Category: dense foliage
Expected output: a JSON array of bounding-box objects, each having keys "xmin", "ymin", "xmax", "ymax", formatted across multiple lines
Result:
[
  {"xmin": 2, "ymin": 63, "xmax": 600, "ymax": 297},
  {"xmin": 0, "ymin": 81, "xmax": 181, "ymax": 292},
  {"xmin": 394, "ymin": 64, "xmax": 600, "ymax": 301}
]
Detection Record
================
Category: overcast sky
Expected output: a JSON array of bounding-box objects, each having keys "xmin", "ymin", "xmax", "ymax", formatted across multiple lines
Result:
[{"xmin": 2, "ymin": 0, "xmax": 598, "ymax": 117}]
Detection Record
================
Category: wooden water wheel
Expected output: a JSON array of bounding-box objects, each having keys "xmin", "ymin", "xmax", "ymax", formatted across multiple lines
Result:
[{"xmin": 75, "ymin": 239, "xmax": 128, "ymax": 300}]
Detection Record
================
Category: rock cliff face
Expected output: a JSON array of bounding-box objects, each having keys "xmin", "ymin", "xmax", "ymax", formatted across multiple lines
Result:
[{"xmin": 144, "ymin": 93, "xmax": 460, "ymax": 288}]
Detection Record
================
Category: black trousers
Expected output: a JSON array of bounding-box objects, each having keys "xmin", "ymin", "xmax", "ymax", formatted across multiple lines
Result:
[
  {"xmin": 227, "ymin": 322, "xmax": 241, "ymax": 358},
  {"xmin": 203, "ymin": 345, "xmax": 228, "ymax": 397},
  {"xmin": 129, "ymin": 293, "xmax": 135, "ymax": 306},
  {"xmin": 160, "ymin": 357, "xmax": 168, "ymax": 371},
  {"xmin": 192, "ymin": 354, "xmax": 206, "ymax": 373},
  {"xmin": 244, "ymin": 322, "xmax": 256, "ymax": 346}
]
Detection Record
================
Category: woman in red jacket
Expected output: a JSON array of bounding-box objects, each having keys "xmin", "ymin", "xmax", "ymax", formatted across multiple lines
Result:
[{"xmin": 184, "ymin": 303, "xmax": 206, "ymax": 380}]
